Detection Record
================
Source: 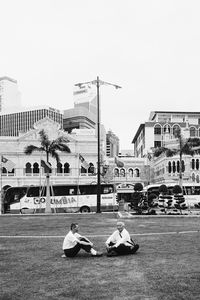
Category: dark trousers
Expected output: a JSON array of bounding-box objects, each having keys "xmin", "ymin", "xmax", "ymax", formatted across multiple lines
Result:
[
  {"xmin": 64, "ymin": 238, "xmax": 92, "ymax": 257},
  {"xmin": 108, "ymin": 241, "xmax": 139, "ymax": 255}
]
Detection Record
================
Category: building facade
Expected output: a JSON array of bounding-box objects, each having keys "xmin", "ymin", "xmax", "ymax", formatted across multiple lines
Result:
[
  {"xmin": 132, "ymin": 111, "xmax": 200, "ymax": 158},
  {"xmin": 0, "ymin": 106, "xmax": 63, "ymax": 136},
  {"xmin": 0, "ymin": 118, "xmax": 147, "ymax": 191}
]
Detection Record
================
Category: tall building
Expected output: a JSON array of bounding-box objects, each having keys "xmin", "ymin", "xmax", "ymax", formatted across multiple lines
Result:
[
  {"xmin": 0, "ymin": 76, "xmax": 21, "ymax": 112},
  {"xmin": 132, "ymin": 111, "xmax": 200, "ymax": 158},
  {"xmin": 0, "ymin": 106, "xmax": 63, "ymax": 136},
  {"xmin": 73, "ymin": 84, "xmax": 97, "ymax": 119},
  {"xmin": 106, "ymin": 130, "xmax": 119, "ymax": 157}
]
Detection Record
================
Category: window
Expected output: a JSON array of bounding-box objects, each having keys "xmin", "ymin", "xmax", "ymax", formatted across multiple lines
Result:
[
  {"xmin": 33, "ymin": 162, "xmax": 39, "ymax": 174},
  {"xmin": 154, "ymin": 141, "xmax": 161, "ymax": 148},
  {"xmin": 190, "ymin": 127, "xmax": 196, "ymax": 137},
  {"xmin": 57, "ymin": 162, "xmax": 63, "ymax": 174},
  {"xmin": 64, "ymin": 162, "xmax": 70, "ymax": 174},
  {"xmin": 25, "ymin": 162, "xmax": 32, "ymax": 174},
  {"xmin": 154, "ymin": 125, "xmax": 161, "ymax": 134},
  {"xmin": 88, "ymin": 163, "xmax": 94, "ymax": 174}
]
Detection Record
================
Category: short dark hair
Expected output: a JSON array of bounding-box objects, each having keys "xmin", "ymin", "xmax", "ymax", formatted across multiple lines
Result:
[{"xmin": 70, "ymin": 223, "xmax": 78, "ymax": 230}]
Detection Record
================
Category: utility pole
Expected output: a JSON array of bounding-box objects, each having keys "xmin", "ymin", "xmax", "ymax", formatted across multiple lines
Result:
[{"xmin": 75, "ymin": 77, "xmax": 121, "ymax": 213}]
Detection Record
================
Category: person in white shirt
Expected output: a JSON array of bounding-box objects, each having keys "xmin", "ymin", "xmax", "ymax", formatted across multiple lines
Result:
[
  {"xmin": 105, "ymin": 221, "xmax": 139, "ymax": 257},
  {"xmin": 62, "ymin": 223, "xmax": 103, "ymax": 257}
]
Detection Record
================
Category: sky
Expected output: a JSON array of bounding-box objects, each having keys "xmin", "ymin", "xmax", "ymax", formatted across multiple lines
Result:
[{"xmin": 1, "ymin": 0, "xmax": 200, "ymax": 149}]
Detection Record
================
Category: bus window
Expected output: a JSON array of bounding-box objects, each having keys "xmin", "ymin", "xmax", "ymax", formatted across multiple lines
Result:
[
  {"xmin": 101, "ymin": 186, "xmax": 113, "ymax": 194},
  {"xmin": 195, "ymin": 187, "xmax": 200, "ymax": 195},
  {"xmin": 27, "ymin": 187, "xmax": 40, "ymax": 197}
]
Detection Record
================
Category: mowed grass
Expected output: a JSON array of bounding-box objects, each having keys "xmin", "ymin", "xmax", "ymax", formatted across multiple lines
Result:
[{"xmin": 0, "ymin": 214, "xmax": 200, "ymax": 300}]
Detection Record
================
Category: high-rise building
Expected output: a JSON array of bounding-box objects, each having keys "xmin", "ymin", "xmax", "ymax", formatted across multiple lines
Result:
[
  {"xmin": 0, "ymin": 76, "xmax": 21, "ymax": 112},
  {"xmin": 73, "ymin": 84, "xmax": 97, "ymax": 120},
  {"xmin": 106, "ymin": 130, "xmax": 119, "ymax": 157},
  {"xmin": 0, "ymin": 106, "xmax": 63, "ymax": 136}
]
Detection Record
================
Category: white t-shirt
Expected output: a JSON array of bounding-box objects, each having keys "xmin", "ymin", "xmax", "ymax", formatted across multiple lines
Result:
[
  {"xmin": 105, "ymin": 228, "xmax": 132, "ymax": 247},
  {"xmin": 62, "ymin": 231, "xmax": 81, "ymax": 250}
]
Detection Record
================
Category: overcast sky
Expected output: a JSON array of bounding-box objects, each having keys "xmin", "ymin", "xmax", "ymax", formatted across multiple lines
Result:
[{"xmin": 1, "ymin": 0, "xmax": 200, "ymax": 149}]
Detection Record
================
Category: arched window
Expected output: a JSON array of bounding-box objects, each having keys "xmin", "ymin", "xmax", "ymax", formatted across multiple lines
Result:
[
  {"xmin": 192, "ymin": 173, "xmax": 195, "ymax": 182},
  {"xmin": 196, "ymin": 159, "xmax": 199, "ymax": 170},
  {"xmin": 181, "ymin": 160, "xmax": 185, "ymax": 172},
  {"xmin": 192, "ymin": 159, "xmax": 195, "ymax": 170},
  {"xmin": 173, "ymin": 125, "xmax": 181, "ymax": 137},
  {"xmin": 154, "ymin": 124, "xmax": 161, "ymax": 135},
  {"xmin": 134, "ymin": 168, "xmax": 140, "ymax": 177},
  {"xmin": 177, "ymin": 161, "xmax": 180, "ymax": 173},
  {"xmin": 64, "ymin": 162, "xmax": 70, "ymax": 174},
  {"xmin": 33, "ymin": 162, "xmax": 39, "ymax": 174},
  {"xmin": 2, "ymin": 167, "xmax": 7, "ymax": 174},
  {"xmin": 172, "ymin": 161, "xmax": 176, "ymax": 173},
  {"xmin": 190, "ymin": 127, "xmax": 196, "ymax": 137},
  {"xmin": 88, "ymin": 163, "xmax": 94, "ymax": 174},
  {"xmin": 128, "ymin": 168, "xmax": 133, "ymax": 177},
  {"xmin": 196, "ymin": 175, "xmax": 200, "ymax": 183},
  {"xmin": 57, "ymin": 162, "xmax": 63, "ymax": 174},
  {"xmin": 168, "ymin": 162, "xmax": 171, "ymax": 173},
  {"xmin": 25, "ymin": 162, "xmax": 32, "ymax": 174},
  {"xmin": 114, "ymin": 168, "xmax": 119, "ymax": 177},
  {"xmin": 120, "ymin": 168, "xmax": 125, "ymax": 177}
]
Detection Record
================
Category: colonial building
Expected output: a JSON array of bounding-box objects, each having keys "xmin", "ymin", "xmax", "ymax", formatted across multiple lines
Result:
[
  {"xmin": 132, "ymin": 111, "xmax": 200, "ymax": 158},
  {"xmin": 0, "ymin": 118, "xmax": 147, "ymax": 191}
]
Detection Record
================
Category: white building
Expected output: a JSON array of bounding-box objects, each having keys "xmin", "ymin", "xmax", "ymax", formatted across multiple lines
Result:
[
  {"xmin": 132, "ymin": 111, "xmax": 200, "ymax": 158},
  {"xmin": 0, "ymin": 118, "xmax": 147, "ymax": 191},
  {"xmin": 0, "ymin": 76, "xmax": 21, "ymax": 112}
]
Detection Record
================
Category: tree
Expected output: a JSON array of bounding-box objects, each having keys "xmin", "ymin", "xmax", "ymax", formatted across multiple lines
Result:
[
  {"xmin": 24, "ymin": 129, "xmax": 71, "ymax": 213},
  {"xmin": 154, "ymin": 128, "xmax": 200, "ymax": 188}
]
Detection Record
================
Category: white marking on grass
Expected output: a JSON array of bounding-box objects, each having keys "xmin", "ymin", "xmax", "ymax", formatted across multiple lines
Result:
[{"xmin": 0, "ymin": 230, "xmax": 199, "ymax": 238}]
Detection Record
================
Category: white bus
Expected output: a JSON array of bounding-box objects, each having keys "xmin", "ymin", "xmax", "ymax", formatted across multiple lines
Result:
[
  {"xmin": 144, "ymin": 183, "xmax": 200, "ymax": 209},
  {"xmin": 9, "ymin": 184, "xmax": 118, "ymax": 213}
]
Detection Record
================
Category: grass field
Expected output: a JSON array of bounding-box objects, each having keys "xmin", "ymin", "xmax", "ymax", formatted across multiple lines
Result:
[{"xmin": 0, "ymin": 213, "xmax": 200, "ymax": 300}]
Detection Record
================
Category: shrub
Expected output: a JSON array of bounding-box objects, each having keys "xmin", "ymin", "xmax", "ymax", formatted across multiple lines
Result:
[
  {"xmin": 159, "ymin": 184, "xmax": 168, "ymax": 195},
  {"xmin": 134, "ymin": 183, "xmax": 143, "ymax": 192},
  {"xmin": 173, "ymin": 185, "xmax": 182, "ymax": 194}
]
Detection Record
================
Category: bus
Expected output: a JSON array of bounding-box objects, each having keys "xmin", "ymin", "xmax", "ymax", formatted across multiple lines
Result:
[
  {"xmin": 3, "ymin": 186, "xmax": 28, "ymax": 213},
  {"xmin": 8, "ymin": 184, "xmax": 118, "ymax": 214},
  {"xmin": 144, "ymin": 183, "xmax": 200, "ymax": 208}
]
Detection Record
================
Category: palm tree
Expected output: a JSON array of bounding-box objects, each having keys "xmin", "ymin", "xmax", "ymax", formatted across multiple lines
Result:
[
  {"xmin": 24, "ymin": 129, "xmax": 71, "ymax": 213},
  {"xmin": 153, "ymin": 129, "xmax": 200, "ymax": 188}
]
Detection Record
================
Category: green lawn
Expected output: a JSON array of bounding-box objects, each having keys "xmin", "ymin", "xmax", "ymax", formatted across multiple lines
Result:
[{"xmin": 0, "ymin": 214, "xmax": 200, "ymax": 300}]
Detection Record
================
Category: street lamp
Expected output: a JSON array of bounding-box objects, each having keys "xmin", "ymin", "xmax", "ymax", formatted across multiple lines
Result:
[{"xmin": 75, "ymin": 76, "xmax": 121, "ymax": 213}]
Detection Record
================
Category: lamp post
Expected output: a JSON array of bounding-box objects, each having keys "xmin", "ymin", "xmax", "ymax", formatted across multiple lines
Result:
[{"xmin": 75, "ymin": 77, "xmax": 121, "ymax": 213}]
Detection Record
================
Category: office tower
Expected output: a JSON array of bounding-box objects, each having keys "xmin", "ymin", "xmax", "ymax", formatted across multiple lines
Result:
[
  {"xmin": 0, "ymin": 76, "xmax": 21, "ymax": 112},
  {"xmin": 0, "ymin": 106, "xmax": 63, "ymax": 136}
]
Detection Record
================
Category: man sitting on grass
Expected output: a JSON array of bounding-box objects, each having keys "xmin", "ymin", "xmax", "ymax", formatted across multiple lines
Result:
[
  {"xmin": 62, "ymin": 223, "xmax": 103, "ymax": 258},
  {"xmin": 105, "ymin": 221, "xmax": 139, "ymax": 257}
]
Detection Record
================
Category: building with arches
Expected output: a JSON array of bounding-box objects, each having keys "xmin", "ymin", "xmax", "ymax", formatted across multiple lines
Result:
[
  {"xmin": 0, "ymin": 117, "xmax": 148, "ymax": 192},
  {"xmin": 132, "ymin": 111, "xmax": 200, "ymax": 184},
  {"xmin": 132, "ymin": 111, "xmax": 200, "ymax": 158}
]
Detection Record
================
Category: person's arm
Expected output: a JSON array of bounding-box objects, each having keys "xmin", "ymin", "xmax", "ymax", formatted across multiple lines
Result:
[
  {"xmin": 105, "ymin": 232, "xmax": 116, "ymax": 248},
  {"xmin": 76, "ymin": 234, "xmax": 93, "ymax": 246}
]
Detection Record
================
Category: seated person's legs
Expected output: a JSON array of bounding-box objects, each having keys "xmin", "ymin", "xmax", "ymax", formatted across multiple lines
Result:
[{"xmin": 64, "ymin": 243, "xmax": 82, "ymax": 257}]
